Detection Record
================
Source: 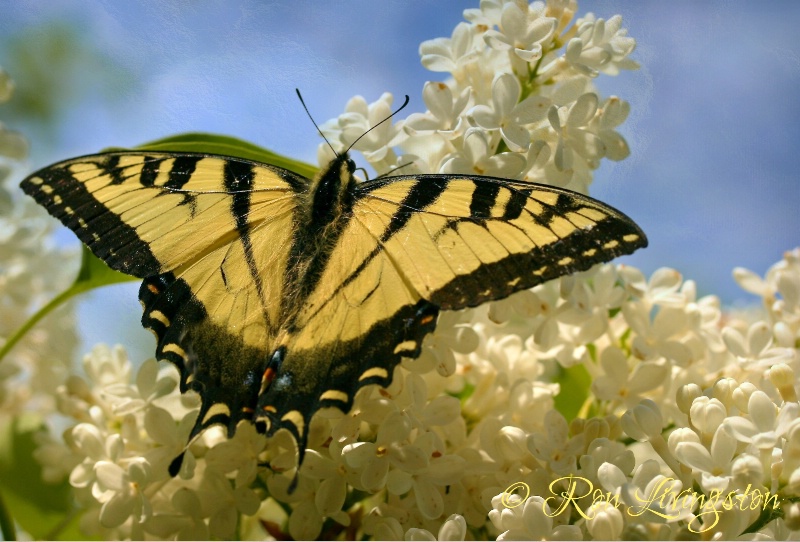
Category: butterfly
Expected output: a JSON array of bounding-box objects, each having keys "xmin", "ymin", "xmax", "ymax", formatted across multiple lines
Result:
[{"xmin": 20, "ymin": 104, "xmax": 646, "ymax": 489}]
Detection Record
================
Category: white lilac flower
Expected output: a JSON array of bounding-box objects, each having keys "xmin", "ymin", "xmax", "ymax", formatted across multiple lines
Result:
[
  {"xmin": 527, "ymin": 410, "xmax": 582, "ymax": 474},
  {"xmin": 736, "ymin": 249, "xmax": 800, "ymax": 304},
  {"xmin": 32, "ymin": 344, "xmax": 268, "ymax": 539},
  {"xmin": 33, "ymin": 429, "xmax": 83, "ymax": 483},
  {"xmin": 592, "ymin": 346, "xmax": 670, "ymax": 406},
  {"xmin": 0, "ymin": 123, "xmax": 27, "ymax": 161},
  {"xmin": 488, "ymin": 493, "xmax": 581, "ymax": 540},
  {"xmin": 619, "ymin": 266, "xmax": 686, "ymax": 307},
  {"xmin": 194, "ymin": 470, "xmax": 261, "ymax": 539},
  {"xmin": 623, "ymin": 301, "xmax": 694, "ymax": 366},
  {"xmin": 468, "ymin": 73, "xmax": 550, "ymax": 152},
  {"xmin": 204, "ymin": 421, "xmax": 267, "ymax": 487},
  {"xmin": 585, "ymin": 498, "xmax": 624, "ymax": 539},
  {"xmin": 517, "ymin": 138, "xmax": 554, "ymax": 185},
  {"xmin": 723, "ymin": 390, "xmax": 798, "ymax": 450},
  {"xmin": 0, "ymin": 72, "xmax": 26, "ymax": 161},
  {"xmin": 781, "ymin": 421, "xmax": 800, "ymax": 489},
  {"xmin": 386, "ymin": 439, "xmax": 466, "ymax": 520},
  {"xmin": 462, "ymin": 0, "xmax": 506, "ymax": 28},
  {"xmin": 561, "ymin": 264, "xmax": 626, "ymax": 317},
  {"xmin": 547, "ymin": 92, "xmax": 603, "ymax": 172},
  {"xmin": 404, "ymin": 82, "xmax": 471, "ymax": 139},
  {"xmin": 483, "ymin": 1, "xmax": 557, "ymax": 63},
  {"xmin": 615, "ymin": 460, "xmax": 694, "ymax": 526},
  {"xmin": 722, "ymin": 320, "xmax": 796, "ymax": 370},
  {"xmin": 67, "ymin": 424, "xmax": 123, "ymax": 491},
  {"xmin": 769, "ymin": 363, "xmax": 799, "ymax": 403},
  {"xmin": 419, "ymin": 22, "xmax": 484, "ymax": 77},
  {"xmin": 577, "ymin": 436, "xmax": 635, "ymax": 490},
  {"xmin": 147, "ymin": 488, "xmax": 210, "ymax": 540},
  {"xmin": 299, "ymin": 448, "xmax": 356, "ymax": 522},
  {"xmin": 503, "ymin": 281, "xmax": 562, "ymax": 348},
  {"xmin": 405, "ymin": 513, "xmax": 467, "ymax": 541},
  {"xmin": 414, "ymin": 311, "xmax": 480, "ymax": 378},
  {"xmin": 688, "ymin": 395, "xmax": 729, "ymax": 438},
  {"xmin": 320, "ymin": 92, "xmax": 406, "ymax": 174},
  {"xmin": 94, "ymin": 458, "xmax": 153, "ymax": 528},
  {"xmin": 734, "ymin": 249, "xmax": 800, "ymax": 354},
  {"xmin": 342, "ymin": 409, "xmax": 416, "ymax": 492},
  {"xmin": 566, "ymin": 14, "xmax": 638, "ymax": 77},
  {"xmin": 593, "ymin": 95, "xmax": 631, "ymax": 161},
  {"xmin": 730, "ymin": 452, "xmax": 764, "ymax": 491},
  {"xmin": 440, "ymin": 127, "xmax": 527, "ymax": 177},
  {"xmin": 458, "ymin": 327, "xmax": 558, "ymax": 428},
  {"xmin": 671, "ymin": 424, "xmax": 737, "ymax": 492},
  {"xmin": 142, "ymin": 405, "xmax": 197, "ymax": 479},
  {"xmin": 689, "ymin": 492, "xmax": 762, "ymax": 540}
]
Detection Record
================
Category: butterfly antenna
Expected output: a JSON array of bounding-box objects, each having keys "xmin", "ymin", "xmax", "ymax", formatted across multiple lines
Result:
[
  {"xmin": 375, "ymin": 160, "xmax": 414, "ymax": 179},
  {"xmin": 345, "ymin": 94, "xmax": 410, "ymax": 154},
  {"xmin": 296, "ymin": 88, "xmax": 338, "ymax": 157}
]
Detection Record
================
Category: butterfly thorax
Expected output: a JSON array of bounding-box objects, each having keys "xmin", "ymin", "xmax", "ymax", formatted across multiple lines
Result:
[
  {"xmin": 281, "ymin": 153, "xmax": 358, "ymax": 326},
  {"xmin": 307, "ymin": 153, "xmax": 357, "ymax": 229}
]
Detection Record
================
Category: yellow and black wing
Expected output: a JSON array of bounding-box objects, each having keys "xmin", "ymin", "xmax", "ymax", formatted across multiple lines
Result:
[
  {"xmin": 20, "ymin": 152, "xmax": 306, "ymax": 438},
  {"xmin": 21, "ymin": 150, "xmax": 647, "ymax": 486}
]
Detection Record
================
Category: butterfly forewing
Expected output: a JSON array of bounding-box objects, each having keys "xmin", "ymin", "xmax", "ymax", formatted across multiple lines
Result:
[{"xmin": 350, "ymin": 174, "xmax": 647, "ymax": 309}]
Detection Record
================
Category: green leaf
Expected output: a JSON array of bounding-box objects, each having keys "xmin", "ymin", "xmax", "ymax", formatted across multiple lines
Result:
[
  {"xmin": 0, "ymin": 413, "xmax": 89, "ymax": 540},
  {"xmin": 130, "ymin": 132, "xmax": 318, "ymax": 179},
  {"xmin": 553, "ymin": 363, "xmax": 592, "ymax": 421},
  {"xmin": 74, "ymin": 244, "xmax": 136, "ymax": 289}
]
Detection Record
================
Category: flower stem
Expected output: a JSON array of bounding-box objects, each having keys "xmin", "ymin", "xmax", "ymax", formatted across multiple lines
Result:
[
  {"xmin": 0, "ymin": 489, "xmax": 16, "ymax": 541},
  {"xmin": 0, "ymin": 283, "xmax": 81, "ymax": 365}
]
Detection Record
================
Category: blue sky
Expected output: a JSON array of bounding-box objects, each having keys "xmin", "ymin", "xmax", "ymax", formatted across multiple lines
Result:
[{"xmin": 2, "ymin": 1, "xmax": 799, "ymax": 358}]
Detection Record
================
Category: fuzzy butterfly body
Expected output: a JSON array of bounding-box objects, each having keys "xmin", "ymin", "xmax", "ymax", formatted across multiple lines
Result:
[{"xmin": 21, "ymin": 147, "xmax": 646, "ymax": 482}]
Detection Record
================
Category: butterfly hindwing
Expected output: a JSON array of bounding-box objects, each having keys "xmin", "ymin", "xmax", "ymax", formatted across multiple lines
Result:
[{"xmin": 253, "ymin": 206, "xmax": 443, "ymax": 448}]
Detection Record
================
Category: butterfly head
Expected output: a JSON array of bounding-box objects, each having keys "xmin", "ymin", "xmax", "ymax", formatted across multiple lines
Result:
[
  {"xmin": 328, "ymin": 151, "xmax": 357, "ymax": 180},
  {"xmin": 295, "ymin": 88, "xmax": 408, "ymax": 184}
]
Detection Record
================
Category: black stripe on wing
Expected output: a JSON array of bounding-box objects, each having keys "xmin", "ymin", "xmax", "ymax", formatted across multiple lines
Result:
[
  {"xmin": 255, "ymin": 299, "xmax": 439, "ymax": 489},
  {"xmin": 429, "ymin": 208, "xmax": 645, "ymax": 308},
  {"xmin": 223, "ymin": 161, "xmax": 273, "ymax": 329},
  {"xmin": 20, "ymin": 155, "xmax": 163, "ymax": 277},
  {"xmin": 140, "ymin": 272, "xmax": 267, "ymax": 442},
  {"xmin": 357, "ymin": 174, "xmax": 647, "ymax": 310},
  {"xmin": 378, "ymin": 177, "xmax": 449, "ymax": 243}
]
